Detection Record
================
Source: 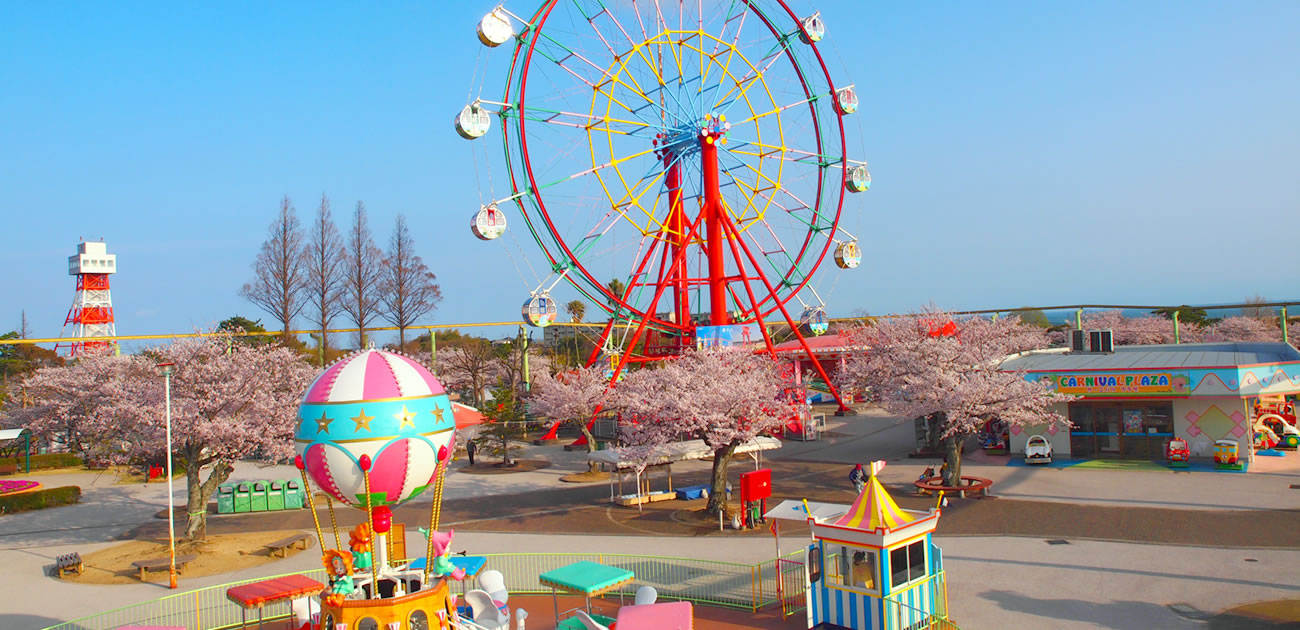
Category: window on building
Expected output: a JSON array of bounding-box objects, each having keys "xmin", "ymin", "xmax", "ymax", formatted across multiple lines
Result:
[
  {"xmin": 889, "ymin": 540, "xmax": 928, "ymax": 588},
  {"xmin": 824, "ymin": 543, "xmax": 878, "ymax": 592},
  {"xmin": 409, "ymin": 610, "xmax": 430, "ymax": 630}
]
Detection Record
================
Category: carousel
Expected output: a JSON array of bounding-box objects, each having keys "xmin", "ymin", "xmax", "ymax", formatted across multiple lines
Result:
[{"xmin": 291, "ymin": 348, "xmax": 467, "ymax": 630}]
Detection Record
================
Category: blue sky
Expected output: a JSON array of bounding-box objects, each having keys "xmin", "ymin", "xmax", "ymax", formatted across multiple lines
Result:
[{"xmin": 2, "ymin": 1, "xmax": 1297, "ymax": 344}]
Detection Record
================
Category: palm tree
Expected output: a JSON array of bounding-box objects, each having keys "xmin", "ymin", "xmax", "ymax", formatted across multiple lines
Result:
[
  {"xmin": 565, "ymin": 300, "xmax": 586, "ymax": 324},
  {"xmin": 607, "ymin": 278, "xmax": 626, "ymax": 311}
]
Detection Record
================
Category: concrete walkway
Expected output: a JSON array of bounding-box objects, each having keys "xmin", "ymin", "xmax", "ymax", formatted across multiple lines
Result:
[{"xmin": 5, "ymin": 405, "xmax": 1300, "ymax": 629}]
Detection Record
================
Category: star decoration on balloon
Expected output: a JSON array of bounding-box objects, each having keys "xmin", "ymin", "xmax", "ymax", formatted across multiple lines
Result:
[
  {"xmin": 431, "ymin": 407, "xmax": 444, "ymax": 421},
  {"xmin": 315, "ymin": 411, "xmax": 333, "ymax": 434},
  {"xmin": 394, "ymin": 405, "xmax": 417, "ymax": 430},
  {"xmin": 352, "ymin": 409, "xmax": 374, "ymax": 432}
]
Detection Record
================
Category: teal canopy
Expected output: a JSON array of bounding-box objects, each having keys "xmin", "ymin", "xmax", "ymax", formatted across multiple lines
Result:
[{"xmin": 538, "ymin": 561, "xmax": 634, "ymax": 596}]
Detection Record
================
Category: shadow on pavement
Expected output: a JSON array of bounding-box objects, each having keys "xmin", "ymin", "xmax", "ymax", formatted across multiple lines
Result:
[
  {"xmin": 0, "ymin": 614, "xmax": 68, "ymax": 629},
  {"xmin": 980, "ymin": 589, "xmax": 1199, "ymax": 628}
]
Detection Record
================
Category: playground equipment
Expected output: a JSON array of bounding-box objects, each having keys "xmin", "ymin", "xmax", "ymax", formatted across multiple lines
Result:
[
  {"xmin": 980, "ymin": 419, "xmax": 1009, "ymax": 454},
  {"xmin": 290, "ymin": 348, "xmax": 476, "ymax": 629},
  {"xmin": 1166, "ymin": 438, "xmax": 1190, "ymax": 468},
  {"xmin": 1214, "ymin": 439, "xmax": 1243, "ymax": 470},
  {"xmin": 455, "ymin": 0, "xmax": 867, "ymax": 413},
  {"xmin": 1024, "ymin": 435, "xmax": 1052, "ymax": 464},
  {"xmin": 1256, "ymin": 413, "xmax": 1299, "ymax": 450}
]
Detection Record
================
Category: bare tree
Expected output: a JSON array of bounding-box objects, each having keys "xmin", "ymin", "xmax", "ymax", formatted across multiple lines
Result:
[
  {"xmin": 340, "ymin": 201, "xmax": 384, "ymax": 349},
  {"xmin": 438, "ymin": 340, "xmax": 497, "ymax": 407},
  {"xmin": 239, "ymin": 196, "xmax": 307, "ymax": 344},
  {"xmin": 380, "ymin": 214, "xmax": 443, "ymax": 348},
  {"xmin": 1241, "ymin": 293, "xmax": 1276, "ymax": 320},
  {"xmin": 304, "ymin": 194, "xmax": 344, "ymax": 365}
]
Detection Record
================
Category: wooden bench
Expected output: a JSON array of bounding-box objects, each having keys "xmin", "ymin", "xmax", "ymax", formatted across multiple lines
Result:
[
  {"xmin": 131, "ymin": 554, "xmax": 198, "ymax": 581},
  {"xmin": 262, "ymin": 533, "xmax": 313, "ymax": 558},
  {"xmin": 55, "ymin": 552, "xmax": 83, "ymax": 578},
  {"xmin": 913, "ymin": 475, "xmax": 994, "ymax": 499}
]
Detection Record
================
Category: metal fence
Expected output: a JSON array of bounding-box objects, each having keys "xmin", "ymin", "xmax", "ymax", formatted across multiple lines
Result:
[{"xmin": 42, "ymin": 552, "xmax": 804, "ymax": 630}]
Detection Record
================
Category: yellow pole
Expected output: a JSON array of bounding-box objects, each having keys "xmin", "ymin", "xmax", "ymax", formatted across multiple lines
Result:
[
  {"xmin": 324, "ymin": 494, "xmax": 342, "ymax": 550},
  {"xmin": 362, "ymin": 466, "xmax": 379, "ymax": 597},
  {"xmin": 299, "ymin": 467, "xmax": 327, "ymax": 551},
  {"xmin": 424, "ymin": 454, "xmax": 450, "ymax": 585}
]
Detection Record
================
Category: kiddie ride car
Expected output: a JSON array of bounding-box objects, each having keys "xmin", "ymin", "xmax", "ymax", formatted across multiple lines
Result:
[
  {"xmin": 1024, "ymin": 434, "xmax": 1052, "ymax": 465},
  {"xmin": 1166, "ymin": 438, "xmax": 1190, "ymax": 468}
]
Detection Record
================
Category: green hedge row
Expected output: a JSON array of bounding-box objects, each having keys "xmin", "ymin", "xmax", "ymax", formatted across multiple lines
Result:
[
  {"xmin": 0, "ymin": 485, "xmax": 81, "ymax": 514},
  {"xmin": 0, "ymin": 453, "xmax": 84, "ymax": 471}
]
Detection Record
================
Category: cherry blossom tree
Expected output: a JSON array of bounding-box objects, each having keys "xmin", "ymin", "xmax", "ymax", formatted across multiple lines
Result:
[
  {"xmin": 15, "ymin": 336, "xmax": 314, "ymax": 540},
  {"xmin": 10, "ymin": 353, "xmax": 136, "ymax": 461},
  {"xmin": 839, "ymin": 307, "xmax": 1070, "ymax": 485},
  {"xmin": 529, "ymin": 365, "xmax": 609, "ymax": 472},
  {"xmin": 1080, "ymin": 310, "xmax": 1194, "ymax": 345},
  {"xmin": 1202, "ymin": 316, "xmax": 1283, "ymax": 343},
  {"xmin": 610, "ymin": 347, "xmax": 795, "ymax": 515},
  {"xmin": 139, "ymin": 337, "xmax": 316, "ymax": 539}
]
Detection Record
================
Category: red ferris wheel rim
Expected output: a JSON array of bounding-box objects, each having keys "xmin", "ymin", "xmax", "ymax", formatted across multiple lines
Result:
[{"xmin": 508, "ymin": 0, "xmax": 850, "ymax": 329}]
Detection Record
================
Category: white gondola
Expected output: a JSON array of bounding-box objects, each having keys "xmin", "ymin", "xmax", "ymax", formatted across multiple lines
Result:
[
  {"xmin": 845, "ymin": 164, "xmax": 871, "ymax": 192},
  {"xmin": 522, "ymin": 294, "xmax": 558, "ymax": 328},
  {"xmin": 834, "ymin": 87, "xmax": 859, "ymax": 115},
  {"xmin": 800, "ymin": 306, "xmax": 829, "ymax": 336},
  {"xmin": 834, "ymin": 241, "xmax": 861, "ymax": 269},
  {"xmin": 1024, "ymin": 434, "xmax": 1053, "ymax": 464},
  {"xmin": 798, "ymin": 13, "xmax": 825, "ymax": 44},
  {"xmin": 477, "ymin": 9, "xmax": 514, "ymax": 47},
  {"xmin": 471, "ymin": 204, "xmax": 507, "ymax": 240},
  {"xmin": 454, "ymin": 104, "xmax": 491, "ymax": 140}
]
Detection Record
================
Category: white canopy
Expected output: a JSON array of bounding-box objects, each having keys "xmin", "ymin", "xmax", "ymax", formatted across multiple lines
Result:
[
  {"xmin": 0, "ymin": 428, "xmax": 30, "ymax": 441},
  {"xmin": 586, "ymin": 436, "xmax": 783, "ymax": 470},
  {"xmin": 764, "ymin": 499, "xmax": 850, "ymax": 522}
]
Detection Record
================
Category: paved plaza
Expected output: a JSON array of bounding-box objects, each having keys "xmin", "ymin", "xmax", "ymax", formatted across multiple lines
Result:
[{"xmin": 3, "ymin": 408, "xmax": 1299, "ymax": 629}]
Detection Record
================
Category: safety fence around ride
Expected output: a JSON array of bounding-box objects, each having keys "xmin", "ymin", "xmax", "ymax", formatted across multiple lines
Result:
[{"xmin": 41, "ymin": 551, "xmax": 807, "ymax": 630}]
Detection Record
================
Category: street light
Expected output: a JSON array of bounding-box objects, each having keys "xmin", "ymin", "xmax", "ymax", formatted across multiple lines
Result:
[{"xmin": 156, "ymin": 361, "xmax": 178, "ymax": 590}]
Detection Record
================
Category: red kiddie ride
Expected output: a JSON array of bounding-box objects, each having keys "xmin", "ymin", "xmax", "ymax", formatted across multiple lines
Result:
[{"xmin": 1166, "ymin": 438, "xmax": 1190, "ymax": 468}]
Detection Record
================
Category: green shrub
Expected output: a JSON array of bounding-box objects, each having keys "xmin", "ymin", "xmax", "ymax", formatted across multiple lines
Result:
[
  {"xmin": 0, "ymin": 485, "xmax": 81, "ymax": 514},
  {"xmin": 0, "ymin": 453, "xmax": 84, "ymax": 471}
]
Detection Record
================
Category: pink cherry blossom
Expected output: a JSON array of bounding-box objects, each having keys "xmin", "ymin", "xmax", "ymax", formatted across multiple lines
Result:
[
  {"xmin": 10, "ymin": 335, "xmax": 315, "ymax": 539},
  {"xmin": 838, "ymin": 305, "xmax": 1070, "ymax": 484},
  {"xmin": 609, "ymin": 347, "xmax": 796, "ymax": 514}
]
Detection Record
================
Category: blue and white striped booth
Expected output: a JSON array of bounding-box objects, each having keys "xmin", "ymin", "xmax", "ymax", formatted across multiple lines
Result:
[{"xmin": 800, "ymin": 470, "xmax": 950, "ymax": 629}]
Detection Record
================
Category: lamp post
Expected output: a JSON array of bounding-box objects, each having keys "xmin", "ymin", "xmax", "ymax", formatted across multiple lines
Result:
[{"xmin": 156, "ymin": 361, "xmax": 178, "ymax": 590}]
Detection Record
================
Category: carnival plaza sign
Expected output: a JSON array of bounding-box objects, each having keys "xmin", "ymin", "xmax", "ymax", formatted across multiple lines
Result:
[{"xmin": 1043, "ymin": 372, "xmax": 1192, "ymax": 396}]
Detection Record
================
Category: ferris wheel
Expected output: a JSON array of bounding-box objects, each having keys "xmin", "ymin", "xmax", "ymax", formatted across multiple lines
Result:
[{"xmin": 457, "ymin": 0, "xmax": 868, "ymax": 406}]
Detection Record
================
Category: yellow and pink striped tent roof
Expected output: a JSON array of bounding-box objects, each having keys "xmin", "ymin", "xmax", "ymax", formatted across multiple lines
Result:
[{"xmin": 832, "ymin": 475, "xmax": 916, "ymax": 531}]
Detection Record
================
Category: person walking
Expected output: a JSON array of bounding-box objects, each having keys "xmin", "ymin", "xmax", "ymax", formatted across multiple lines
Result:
[
  {"xmin": 467, "ymin": 439, "xmax": 477, "ymax": 466},
  {"xmin": 848, "ymin": 463, "xmax": 867, "ymax": 495}
]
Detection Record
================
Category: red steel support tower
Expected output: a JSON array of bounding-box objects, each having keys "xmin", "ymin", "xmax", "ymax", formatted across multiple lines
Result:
[{"xmin": 57, "ymin": 241, "xmax": 118, "ymax": 357}]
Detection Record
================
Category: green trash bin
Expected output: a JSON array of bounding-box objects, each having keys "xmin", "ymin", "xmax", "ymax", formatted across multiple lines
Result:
[
  {"xmin": 250, "ymin": 481, "xmax": 269, "ymax": 512},
  {"xmin": 217, "ymin": 482, "xmax": 236, "ymax": 514},
  {"xmin": 284, "ymin": 479, "xmax": 304, "ymax": 509},
  {"xmin": 233, "ymin": 483, "xmax": 251, "ymax": 513},
  {"xmin": 267, "ymin": 480, "xmax": 285, "ymax": 511}
]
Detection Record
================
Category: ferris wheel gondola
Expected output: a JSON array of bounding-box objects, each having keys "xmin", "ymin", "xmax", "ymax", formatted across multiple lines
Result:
[{"xmin": 470, "ymin": 204, "xmax": 507, "ymax": 240}]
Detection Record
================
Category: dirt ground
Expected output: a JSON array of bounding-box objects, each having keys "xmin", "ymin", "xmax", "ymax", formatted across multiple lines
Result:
[{"xmin": 67, "ymin": 529, "xmax": 315, "ymax": 585}]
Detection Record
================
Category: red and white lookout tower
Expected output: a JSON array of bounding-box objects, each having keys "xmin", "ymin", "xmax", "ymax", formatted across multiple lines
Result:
[{"xmin": 57, "ymin": 240, "xmax": 118, "ymax": 357}]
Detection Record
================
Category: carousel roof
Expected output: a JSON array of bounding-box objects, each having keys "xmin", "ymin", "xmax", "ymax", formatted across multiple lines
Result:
[
  {"xmin": 302, "ymin": 349, "xmax": 445, "ymax": 404},
  {"xmin": 832, "ymin": 474, "xmax": 916, "ymax": 531}
]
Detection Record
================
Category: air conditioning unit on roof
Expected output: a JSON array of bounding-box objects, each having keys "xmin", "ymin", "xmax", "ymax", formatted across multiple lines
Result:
[{"xmin": 1088, "ymin": 329, "xmax": 1114, "ymax": 353}]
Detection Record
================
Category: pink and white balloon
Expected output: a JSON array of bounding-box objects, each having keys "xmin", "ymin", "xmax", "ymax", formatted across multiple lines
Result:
[{"xmin": 295, "ymin": 349, "xmax": 456, "ymax": 512}]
